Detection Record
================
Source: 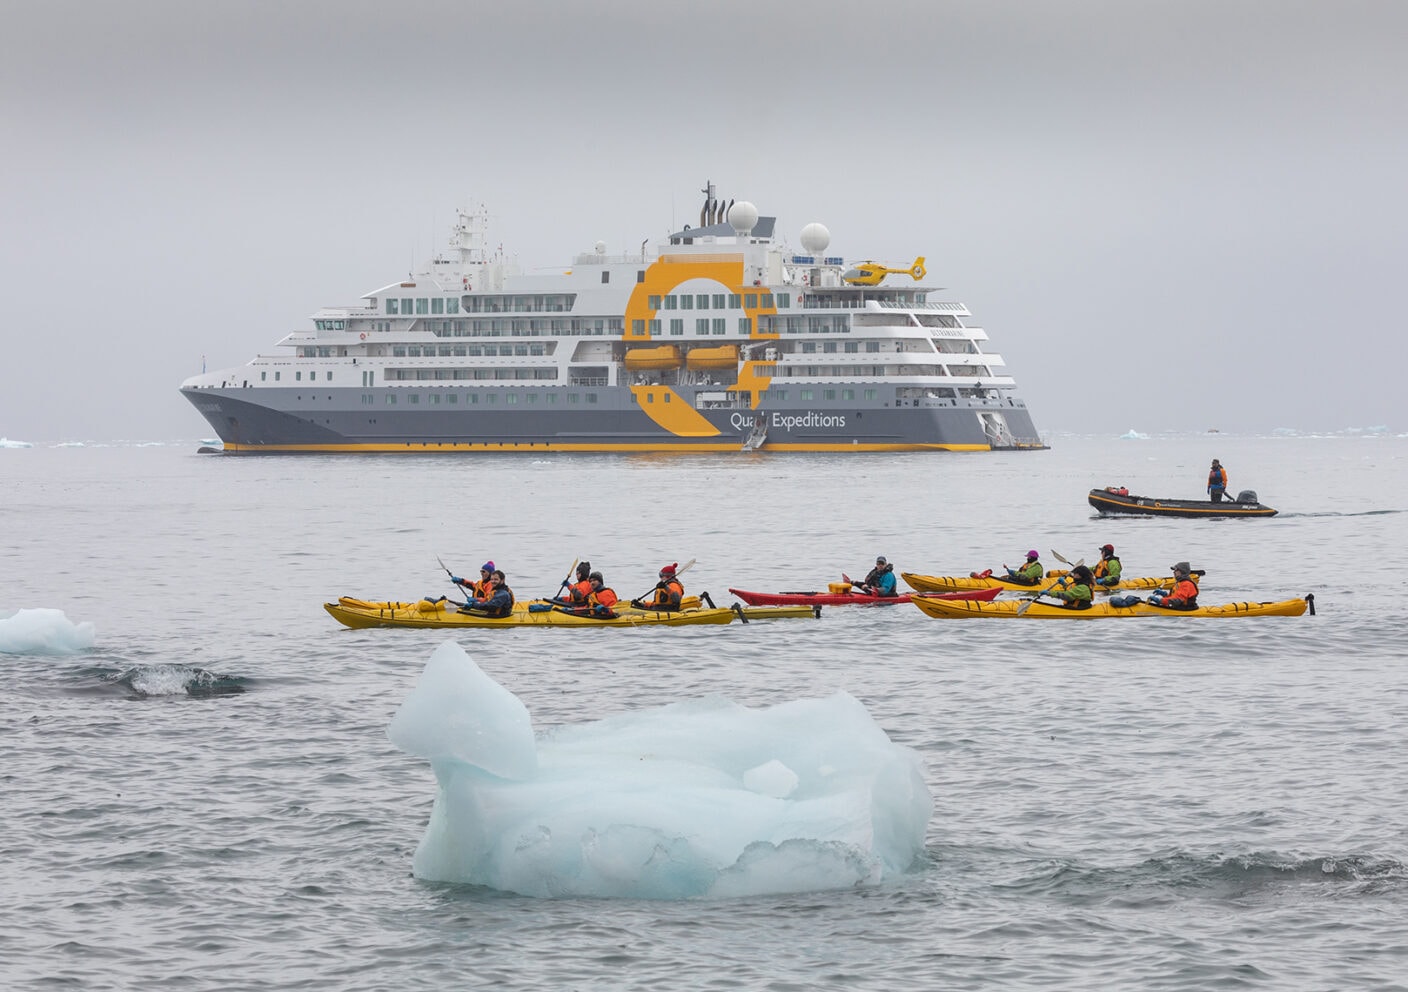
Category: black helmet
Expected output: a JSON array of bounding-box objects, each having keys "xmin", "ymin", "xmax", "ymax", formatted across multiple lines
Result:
[{"xmin": 589, "ymin": 571, "xmax": 603, "ymax": 583}]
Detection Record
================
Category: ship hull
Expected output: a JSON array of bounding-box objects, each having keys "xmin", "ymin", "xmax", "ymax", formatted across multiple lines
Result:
[{"xmin": 182, "ymin": 385, "xmax": 1045, "ymax": 453}]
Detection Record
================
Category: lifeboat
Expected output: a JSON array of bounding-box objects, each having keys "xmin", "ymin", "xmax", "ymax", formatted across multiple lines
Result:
[
  {"xmin": 685, "ymin": 345, "xmax": 739, "ymax": 370},
  {"xmin": 623, "ymin": 345, "xmax": 682, "ymax": 371}
]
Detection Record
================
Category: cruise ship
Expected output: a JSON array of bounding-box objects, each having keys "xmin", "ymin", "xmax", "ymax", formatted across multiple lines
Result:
[{"xmin": 180, "ymin": 183, "xmax": 1045, "ymax": 453}]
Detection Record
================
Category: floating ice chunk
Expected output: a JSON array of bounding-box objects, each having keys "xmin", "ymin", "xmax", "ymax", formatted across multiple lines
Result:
[
  {"xmin": 388, "ymin": 641, "xmax": 537, "ymax": 781},
  {"xmin": 1119, "ymin": 428, "xmax": 1149, "ymax": 439},
  {"xmin": 0, "ymin": 608, "xmax": 95, "ymax": 654},
  {"xmin": 388, "ymin": 642, "xmax": 932, "ymax": 899},
  {"xmin": 0, "ymin": 437, "xmax": 35, "ymax": 448}
]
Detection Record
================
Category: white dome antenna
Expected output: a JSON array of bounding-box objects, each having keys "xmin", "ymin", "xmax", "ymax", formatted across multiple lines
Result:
[
  {"xmin": 728, "ymin": 201, "xmax": 758, "ymax": 237},
  {"xmin": 800, "ymin": 223, "xmax": 830, "ymax": 255}
]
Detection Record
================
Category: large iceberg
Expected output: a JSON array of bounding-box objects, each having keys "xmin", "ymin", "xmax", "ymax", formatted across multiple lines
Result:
[{"xmin": 388, "ymin": 642, "xmax": 932, "ymax": 899}]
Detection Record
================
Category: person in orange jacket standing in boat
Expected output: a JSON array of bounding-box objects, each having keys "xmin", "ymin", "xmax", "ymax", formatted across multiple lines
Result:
[{"xmin": 1207, "ymin": 459, "xmax": 1228, "ymax": 502}]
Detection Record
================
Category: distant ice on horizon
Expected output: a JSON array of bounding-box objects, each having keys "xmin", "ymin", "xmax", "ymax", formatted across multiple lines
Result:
[
  {"xmin": 0, "ymin": 437, "xmax": 34, "ymax": 448},
  {"xmin": 388, "ymin": 642, "xmax": 932, "ymax": 899},
  {"xmin": 0, "ymin": 608, "xmax": 96, "ymax": 654},
  {"xmin": 1120, "ymin": 428, "xmax": 1149, "ymax": 439}
]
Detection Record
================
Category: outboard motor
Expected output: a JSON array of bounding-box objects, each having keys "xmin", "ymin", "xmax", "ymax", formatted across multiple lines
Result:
[{"xmin": 1236, "ymin": 490, "xmax": 1258, "ymax": 504}]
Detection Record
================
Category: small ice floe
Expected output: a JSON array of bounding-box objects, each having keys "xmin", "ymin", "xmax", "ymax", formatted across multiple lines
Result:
[
  {"xmin": 388, "ymin": 642, "xmax": 932, "ymax": 899},
  {"xmin": 0, "ymin": 608, "xmax": 96, "ymax": 654},
  {"xmin": 0, "ymin": 437, "xmax": 35, "ymax": 448},
  {"xmin": 1119, "ymin": 428, "xmax": 1149, "ymax": 440}
]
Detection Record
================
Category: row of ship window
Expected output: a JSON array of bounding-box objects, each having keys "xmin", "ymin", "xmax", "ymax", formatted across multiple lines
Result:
[{"xmin": 359, "ymin": 392, "xmax": 600, "ymax": 405}]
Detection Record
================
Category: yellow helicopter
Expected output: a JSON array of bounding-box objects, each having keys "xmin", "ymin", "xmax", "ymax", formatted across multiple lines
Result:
[{"xmin": 841, "ymin": 256, "xmax": 926, "ymax": 286}]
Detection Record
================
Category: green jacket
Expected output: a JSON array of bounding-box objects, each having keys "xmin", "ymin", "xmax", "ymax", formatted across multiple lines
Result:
[
  {"xmin": 1050, "ymin": 580, "xmax": 1093, "ymax": 607},
  {"xmin": 1008, "ymin": 559, "xmax": 1043, "ymax": 583}
]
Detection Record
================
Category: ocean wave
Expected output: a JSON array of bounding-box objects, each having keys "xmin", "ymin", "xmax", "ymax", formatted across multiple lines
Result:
[
  {"xmin": 996, "ymin": 850, "xmax": 1408, "ymax": 904},
  {"xmin": 105, "ymin": 664, "xmax": 249, "ymax": 698}
]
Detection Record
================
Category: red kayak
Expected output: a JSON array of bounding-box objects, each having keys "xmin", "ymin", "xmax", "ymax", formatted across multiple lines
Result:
[{"xmin": 728, "ymin": 587, "xmax": 1001, "ymax": 607}]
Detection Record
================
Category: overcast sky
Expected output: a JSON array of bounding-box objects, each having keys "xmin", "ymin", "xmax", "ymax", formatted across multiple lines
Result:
[{"xmin": 2, "ymin": 0, "xmax": 1404, "ymax": 442}]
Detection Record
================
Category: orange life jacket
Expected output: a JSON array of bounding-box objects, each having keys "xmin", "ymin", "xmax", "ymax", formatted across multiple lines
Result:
[{"xmin": 652, "ymin": 578, "xmax": 684, "ymax": 609}]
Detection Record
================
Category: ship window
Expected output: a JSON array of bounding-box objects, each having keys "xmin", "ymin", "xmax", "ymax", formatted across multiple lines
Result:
[
  {"xmin": 636, "ymin": 271, "xmax": 645, "ymax": 283},
  {"xmin": 663, "ymin": 296, "xmax": 677, "ymax": 310},
  {"xmin": 507, "ymin": 394, "xmax": 518, "ymax": 404},
  {"xmin": 866, "ymin": 341, "xmax": 880, "ymax": 353},
  {"xmin": 696, "ymin": 294, "xmax": 709, "ymax": 309},
  {"xmin": 713, "ymin": 319, "xmax": 725, "ymax": 335},
  {"xmin": 386, "ymin": 299, "xmax": 399, "ymax": 315},
  {"xmin": 594, "ymin": 320, "xmax": 605, "ymax": 334},
  {"xmin": 738, "ymin": 318, "xmax": 752, "ymax": 335},
  {"xmin": 824, "ymin": 342, "xmax": 837, "ymax": 353},
  {"xmin": 648, "ymin": 319, "xmax": 661, "ymax": 335},
  {"xmin": 453, "ymin": 345, "xmax": 467, "ymax": 356},
  {"xmin": 469, "ymin": 393, "xmax": 478, "ymax": 404},
  {"xmin": 261, "ymin": 371, "xmax": 267, "ymax": 381},
  {"xmin": 415, "ymin": 299, "xmax": 428, "ymax": 314},
  {"xmin": 408, "ymin": 346, "xmax": 422, "ymax": 357},
  {"xmin": 587, "ymin": 393, "xmax": 598, "ymax": 404},
  {"xmin": 526, "ymin": 393, "xmax": 538, "ymax": 403},
  {"xmin": 274, "ymin": 371, "xmax": 280, "ymax": 381},
  {"xmin": 842, "ymin": 389, "xmax": 854, "ymax": 400},
  {"xmin": 410, "ymin": 394, "xmax": 420, "ymax": 404},
  {"xmin": 776, "ymin": 293, "xmax": 790, "ymax": 308},
  {"xmin": 824, "ymin": 389, "xmax": 836, "ymax": 400},
  {"xmin": 447, "ymin": 298, "xmax": 459, "ymax": 314},
  {"xmin": 529, "ymin": 344, "xmax": 545, "ymax": 356},
  {"xmin": 448, "ymin": 393, "xmax": 457, "ymax": 403},
  {"xmin": 515, "ymin": 345, "xmax": 528, "ymax": 356},
  {"xmin": 745, "ymin": 294, "xmax": 758, "ymax": 308},
  {"xmin": 401, "ymin": 298, "xmax": 412, "ymax": 313},
  {"xmin": 386, "ymin": 394, "xmax": 396, "ymax": 405},
  {"xmin": 601, "ymin": 271, "xmax": 609, "ymax": 284},
  {"xmin": 295, "ymin": 371, "xmax": 302, "ymax": 381},
  {"xmin": 430, "ymin": 394, "xmax": 440, "ymax": 405},
  {"xmin": 670, "ymin": 319, "xmax": 683, "ymax": 335},
  {"xmin": 802, "ymin": 342, "xmax": 816, "ymax": 354},
  {"xmin": 546, "ymin": 393, "xmax": 557, "ymax": 404},
  {"xmin": 646, "ymin": 394, "xmax": 653, "ymax": 404},
  {"xmin": 680, "ymin": 295, "xmax": 693, "ymax": 310},
  {"xmin": 632, "ymin": 319, "xmax": 645, "ymax": 335},
  {"xmin": 568, "ymin": 394, "xmax": 579, "ymax": 404},
  {"xmin": 844, "ymin": 342, "xmax": 859, "ymax": 353},
  {"xmin": 800, "ymin": 389, "xmax": 813, "ymax": 400},
  {"xmin": 431, "ymin": 298, "xmax": 444, "ymax": 314},
  {"xmin": 487, "ymin": 393, "xmax": 497, "ymax": 404},
  {"xmin": 696, "ymin": 318, "xmax": 709, "ymax": 334},
  {"xmin": 728, "ymin": 294, "xmax": 741, "ymax": 309},
  {"xmin": 864, "ymin": 389, "xmax": 878, "ymax": 401},
  {"xmin": 648, "ymin": 295, "xmax": 661, "ymax": 309},
  {"xmin": 713, "ymin": 294, "xmax": 725, "ymax": 308},
  {"xmin": 762, "ymin": 294, "xmax": 774, "ymax": 308}
]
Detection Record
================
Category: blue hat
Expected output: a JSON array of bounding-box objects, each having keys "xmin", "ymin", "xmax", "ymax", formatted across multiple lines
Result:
[{"xmin": 480, "ymin": 561, "xmax": 495, "ymax": 572}]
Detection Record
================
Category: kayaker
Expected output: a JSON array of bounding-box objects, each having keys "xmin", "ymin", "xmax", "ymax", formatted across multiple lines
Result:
[
  {"xmin": 1003, "ymin": 550, "xmax": 1043, "ymax": 585},
  {"xmin": 1149, "ymin": 562, "xmax": 1199, "ymax": 610},
  {"xmin": 451, "ymin": 561, "xmax": 496, "ymax": 599},
  {"xmin": 553, "ymin": 561, "xmax": 593, "ymax": 608},
  {"xmin": 1092, "ymin": 545, "xmax": 1122, "ymax": 587},
  {"xmin": 585, "ymin": 571, "xmax": 619, "ymax": 617},
  {"xmin": 853, "ymin": 556, "xmax": 898, "ymax": 597},
  {"xmin": 633, "ymin": 562, "xmax": 685, "ymax": 611},
  {"xmin": 1207, "ymin": 459, "xmax": 1228, "ymax": 503},
  {"xmin": 1046, "ymin": 564, "xmax": 1095, "ymax": 609},
  {"xmin": 461, "ymin": 570, "xmax": 515, "ymax": 617}
]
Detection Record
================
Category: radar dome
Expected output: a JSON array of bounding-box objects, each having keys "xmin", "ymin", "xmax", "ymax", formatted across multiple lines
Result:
[
  {"xmin": 728, "ymin": 201, "xmax": 759, "ymax": 235},
  {"xmin": 800, "ymin": 223, "xmax": 830, "ymax": 255},
  {"xmin": 594, "ymin": 240, "xmax": 606, "ymax": 255}
]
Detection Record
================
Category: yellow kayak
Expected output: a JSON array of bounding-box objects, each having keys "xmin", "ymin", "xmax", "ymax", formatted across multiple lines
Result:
[
  {"xmin": 910, "ymin": 593, "xmax": 1313, "ymax": 619},
  {"xmin": 901, "ymin": 570, "xmax": 1200, "ymax": 594},
  {"xmin": 325, "ymin": 596, "xmax": 815, "ymax": 629}
]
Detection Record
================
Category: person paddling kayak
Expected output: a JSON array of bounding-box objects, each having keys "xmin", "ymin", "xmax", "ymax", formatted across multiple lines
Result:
[
  {"xmin": 1043, "ymin": 564, "xmax": 1095, "ymax": 609},
  {"xmin": 851, "ymin": 556, "xmax": 898, "ymax": 597},
  {"xmin": 1004, "ymin": 550, "xmax": 1043, "ymax": 585},
  {"xmin": 1093, "ymin": 545, "xmax": 1122, "ymax": 587},
  {"xmin": 632, "ymin": 563, "xmax": 685, "ymax": 611},
  {"xmin": 1149, "ymin": 562, "xmax": 1200, "ymax": 610}
]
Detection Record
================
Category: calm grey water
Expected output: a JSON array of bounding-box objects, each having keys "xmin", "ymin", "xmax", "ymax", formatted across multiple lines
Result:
[{"xmin": 3, "ymin": 433, "xmax": 1407, "ymax": 991}]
